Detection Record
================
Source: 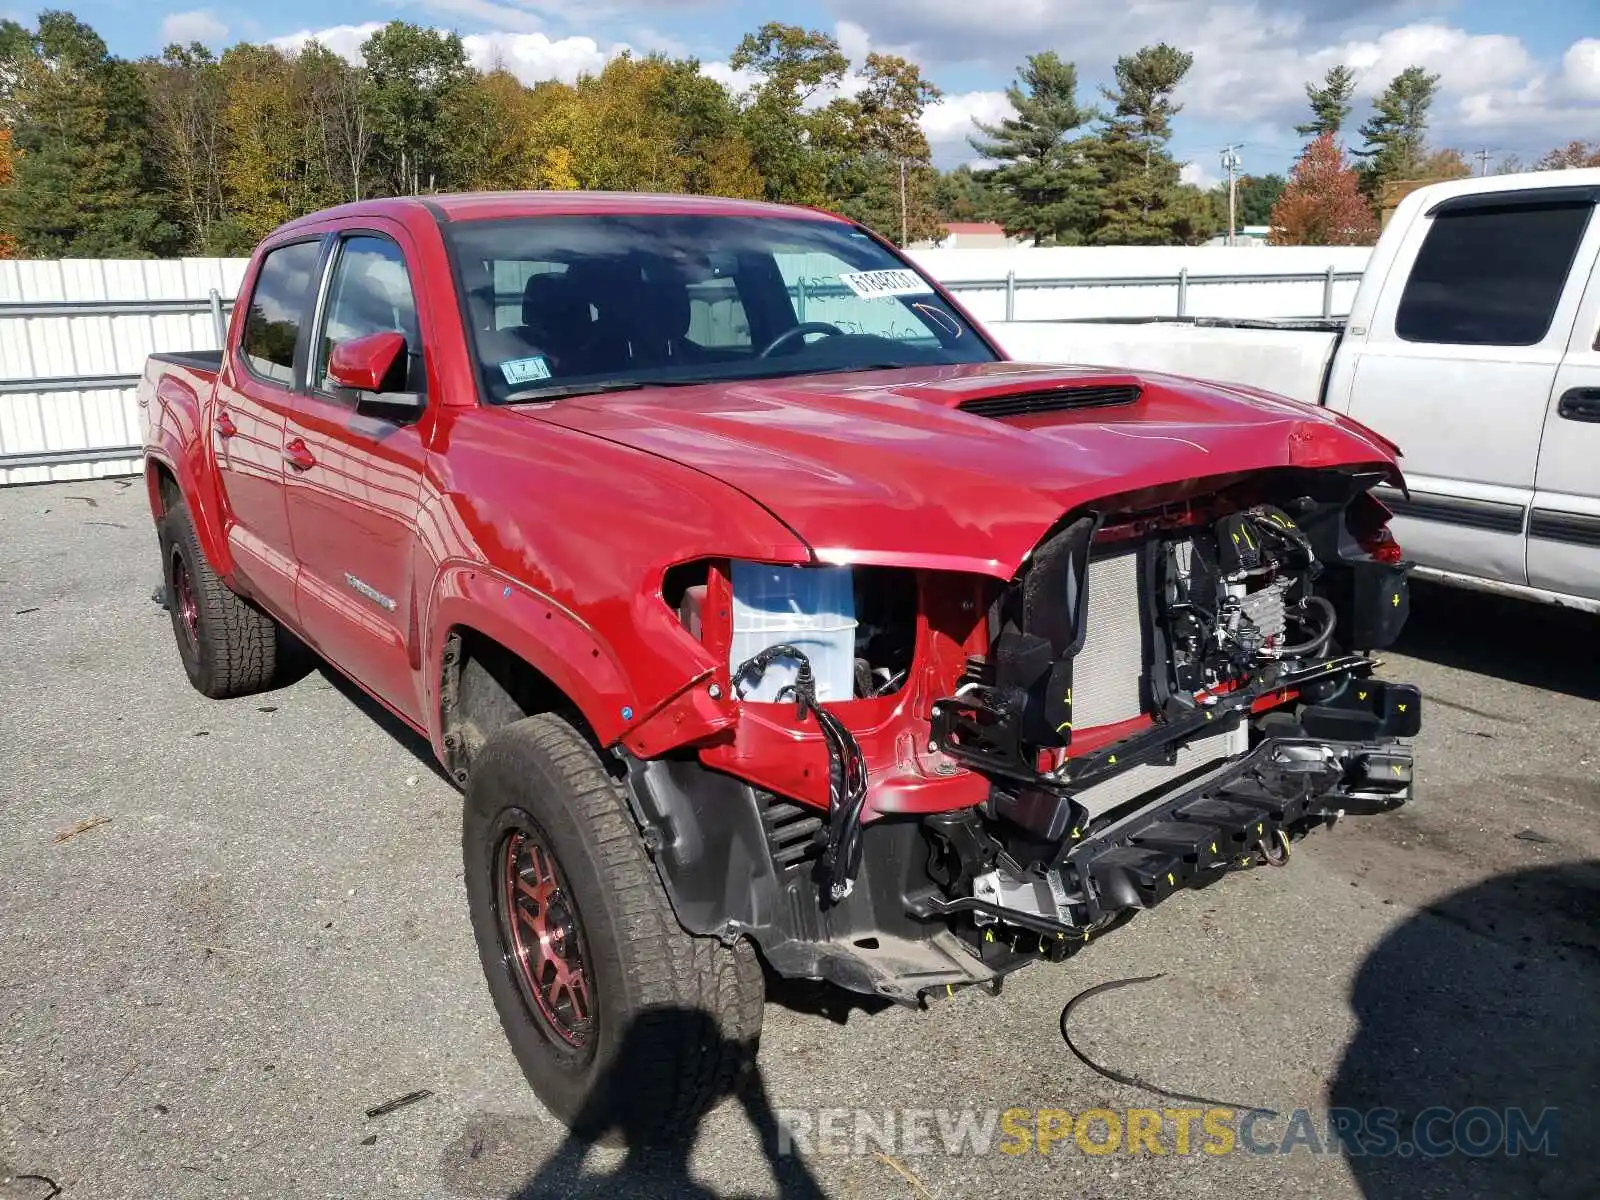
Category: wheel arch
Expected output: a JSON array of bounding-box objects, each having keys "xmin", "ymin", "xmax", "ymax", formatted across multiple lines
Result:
[
  {"xmin": 144, "ymin": 451, "xmax": 235, "ymax": 579},
  {"xmin": 428, "ymin": 566, "xmax": 633, "ymax": 783}
]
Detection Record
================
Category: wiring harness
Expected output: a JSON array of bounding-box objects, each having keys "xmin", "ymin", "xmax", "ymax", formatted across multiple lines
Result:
[{"xmin": 733, "ymin": 643, "xmax": 868, "ymax": 903}]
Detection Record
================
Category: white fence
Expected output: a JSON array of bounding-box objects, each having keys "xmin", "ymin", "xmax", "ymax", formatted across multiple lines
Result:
[
  {"xmin": 0, "ymin": 258, "xmax": 247, "ymax": 485},
  {"xmin": 0, "ymin": 247, "xmax": 1374, "ymax": 485}
]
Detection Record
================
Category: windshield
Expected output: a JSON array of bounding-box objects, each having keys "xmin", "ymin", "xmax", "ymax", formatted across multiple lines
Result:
[{"xmin": 443, "ymin": 213, "xmax": 999, "ymax": 403}]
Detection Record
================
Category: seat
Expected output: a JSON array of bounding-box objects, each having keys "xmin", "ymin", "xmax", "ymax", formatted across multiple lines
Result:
[
  {"xmin": 515, "ymin": 272, "xmax": 595, "ymax": 375},
  {"xmin": 620, "ymin": 270, "xmax": 703, "ymax": 367}
]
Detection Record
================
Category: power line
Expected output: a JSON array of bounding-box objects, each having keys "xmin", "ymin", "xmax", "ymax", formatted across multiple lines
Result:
[{"xmin": 1473, "ymin": 148, "xmax": 1493, "ymax": 176}]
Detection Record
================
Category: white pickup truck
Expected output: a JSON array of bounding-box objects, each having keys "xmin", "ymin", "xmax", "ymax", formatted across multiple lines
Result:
[{"xmin": 996, "ymin": 169, "xmax": 1600, "ymax": 614}]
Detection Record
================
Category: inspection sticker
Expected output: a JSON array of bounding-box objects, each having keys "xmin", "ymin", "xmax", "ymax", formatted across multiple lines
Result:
[
  {"xmin": 838, "ymin": 269, "xmax": 933, "ymax": 299},
  {"xmin": 500, "ymin": 355, "xmax": 553, "ymax": 385}
]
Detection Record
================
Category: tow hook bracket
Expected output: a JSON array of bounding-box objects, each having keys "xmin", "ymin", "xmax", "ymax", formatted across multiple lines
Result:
[{"xmin": 1348, "ymin": 751, "xmax": 1412, "ymax": 794}]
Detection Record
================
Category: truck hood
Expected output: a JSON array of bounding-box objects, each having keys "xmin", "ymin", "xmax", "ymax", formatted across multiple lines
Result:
[{"xmin": 530, "ymin": 362, "xmax": 1400, "ymax": 579}]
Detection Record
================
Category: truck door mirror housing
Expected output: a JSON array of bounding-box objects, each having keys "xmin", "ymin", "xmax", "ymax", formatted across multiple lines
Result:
[{"xmin": 328, "ymin": 331, "xmax": 419, "ymax": 408}]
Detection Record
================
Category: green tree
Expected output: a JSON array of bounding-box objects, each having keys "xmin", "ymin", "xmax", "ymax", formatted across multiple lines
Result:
[
  {"xmin": 968, "ymin": 52, "xmax": 1098, "ymax": 245},
  {"xmin": 1295, "ymin": 65, "xmax": 1356, "ymax": 138},
  {"xmin": 295, "ymin": 41, "xmax": 372, "ymax": 205},
  {"xmin": 362, "ymin": 21, "xmax": 471, "ymax": 195},
  {"xmin": 1212, "ymin": 173, "xmax": 1286, "ymax": 227},
  {"xmin": 1086, "ymin": 43, "xmax": 1205, "ymax": 244},
  {"xmin": 1355, "ymin": 65, "xmax": 1440, "ymax": 194},
  {"xmin": 932, "ymin": 164, "xmax": 994, "ymax": 223},
  {"xmin": 729, "ymin": 23, "xmax": 847, "ymax": 205},
  {"xmin": 0, "ymin": 11, "xmax": 178, "ymax": 256},
  {"xmin": 217, "ymin": 44, "xmax": 300, "ymax": 242},
  {"xmin": 140, "ymin": 43, "xmax": 228, "ymax": 251},
  {"xmin": 820, "ymin": 53, "xmax": 942, "ymax": 244}
]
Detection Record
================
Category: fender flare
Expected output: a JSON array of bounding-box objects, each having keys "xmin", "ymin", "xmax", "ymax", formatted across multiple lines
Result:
[
  {"xmin": 423, "ymin": 562, "xmax": 635, "ymax": 751},
  {"xmin": 144, "ymin": 386, "xmax": 235, "ymax": 581}
]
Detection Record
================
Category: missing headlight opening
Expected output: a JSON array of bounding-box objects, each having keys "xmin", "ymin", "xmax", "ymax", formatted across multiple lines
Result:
[
  {"xmin": 670, "ymin": 560, "xmax": 919, "ymax": 701},
  {"xmin": 642, "ymin": 474, "xmax": 1418, "ymax": 1008}
]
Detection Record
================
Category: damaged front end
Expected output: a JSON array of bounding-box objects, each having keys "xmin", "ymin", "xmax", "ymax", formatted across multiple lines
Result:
[{"xmin": 623, "ymin": 468, "xmax": 1421, "ymax": 1006}]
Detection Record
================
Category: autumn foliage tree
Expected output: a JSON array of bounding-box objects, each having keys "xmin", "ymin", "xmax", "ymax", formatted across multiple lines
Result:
[
  {"xmin": 1268, "ymin": 133, "xmax": 1379, "ymax": 246},
  {"xmin": 1537, "ymin": 141, "xmax": 1600, "ymax": 170}
]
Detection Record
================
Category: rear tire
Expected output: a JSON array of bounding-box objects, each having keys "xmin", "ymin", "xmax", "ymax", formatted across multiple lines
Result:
[
  {"xmin": 157, "ymin": 502, "xmax": 283, "ymax": 699},
  {"xmin": 463, "ymin": 713, "xmax": 765, "ymax": 1145}
]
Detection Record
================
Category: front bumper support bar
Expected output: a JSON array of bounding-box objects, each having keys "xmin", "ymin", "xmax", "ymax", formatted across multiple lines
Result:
[{"xmin": 913, "ymin": 734, "xmax": 1412, "ymax": 933}]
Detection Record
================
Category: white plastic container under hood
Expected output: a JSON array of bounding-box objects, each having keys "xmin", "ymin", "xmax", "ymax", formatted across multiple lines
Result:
[{"xmin": 729, "ymin": 562, "xmax": 857, "ymax": 704}]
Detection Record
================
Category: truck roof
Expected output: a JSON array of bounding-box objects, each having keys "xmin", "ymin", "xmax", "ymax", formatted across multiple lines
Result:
[
  {"xmin": 274, "ymin": 190, "xmax": 844, "ymax": 235},
  {"xmin": 1403, "ymin": 167, "xmax": 1600, "ymax": 208}
]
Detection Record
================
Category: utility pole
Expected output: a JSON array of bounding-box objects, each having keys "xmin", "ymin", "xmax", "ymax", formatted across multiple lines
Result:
[
  {"xmin": 899, "ymin": 158, "xmax": 908, "ymax": 246},
  {"xmin": 1474, "ymin": 148, "xmax": 1492, "ymax": 176},
  {"xmin": 1220, "ymin": 144, "xmax": 1243, "ymax": 246}
]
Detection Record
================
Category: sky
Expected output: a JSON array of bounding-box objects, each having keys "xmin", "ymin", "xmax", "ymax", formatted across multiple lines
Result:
[{"xmin": 48, "ymin": 0, "xmax": 1600, "ymax": 185}]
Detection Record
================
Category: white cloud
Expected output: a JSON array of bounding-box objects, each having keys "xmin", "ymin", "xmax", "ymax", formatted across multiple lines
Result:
[
  {"xmin": 920, "ymin": 90, "xmax": 1011, "ymax": 147},
  {"xmin": 1561, "ymin": 39, "xmax": 1600, "ymax": 103},
  {"xmin": 462, "ymin": 32, "xmax": 629, "ymax": 84},
  {"xmin": 1180, "ymin": 161, "xmax": 1219, "ymax": 189},
  {"xmin": 700, "ymin": 60, "xmax": 760, "ymax": 96},
  {"xmin": 161, "ymin": 9, "xmax": 228, "ymax": 46},
  {"xmin": 271, "ymin": 22, "xmax": 629, "ymax": 82},
  {"xmin": 270, "ymin": 22, "xmax": 384, "ymax": 63}
]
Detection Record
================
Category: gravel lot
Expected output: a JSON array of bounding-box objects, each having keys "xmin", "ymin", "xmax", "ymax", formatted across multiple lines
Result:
[{"xmin": 2, "ymin": 476, "xmax": 1597, "ymax": 1200}]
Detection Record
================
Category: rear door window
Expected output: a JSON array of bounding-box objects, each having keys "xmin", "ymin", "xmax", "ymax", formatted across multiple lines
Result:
[
  {"xmin": 240, "ymin": 240, "xmax": 323, "ymax": 385},
  {"xmin": 1396, "ymin": 202, "xmax": 1593, "ymax": 346}
]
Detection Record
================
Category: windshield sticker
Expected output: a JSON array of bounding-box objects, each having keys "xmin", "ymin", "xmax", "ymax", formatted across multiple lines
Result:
[
  {"xmin": 500, "ymin": 355, "xmax": 552, "ymax": 385},
  {"xmin": 838, "ymin": 269, "xmax": 935, "ymax": 300}
]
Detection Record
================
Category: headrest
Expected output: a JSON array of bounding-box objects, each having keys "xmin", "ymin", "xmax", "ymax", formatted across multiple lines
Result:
[
  {"xmin": 629, "ymin": 264, "xmax": 691, "ymax": 344},
  {"xmin": 521, "ymin": 272, "xmax": 590, "ymax": 344}
]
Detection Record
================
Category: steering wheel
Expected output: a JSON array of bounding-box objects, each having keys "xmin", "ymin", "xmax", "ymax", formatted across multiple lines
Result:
[{"xmin": 756, "ymin": 321, "xmax": 846, "ymax": 359}]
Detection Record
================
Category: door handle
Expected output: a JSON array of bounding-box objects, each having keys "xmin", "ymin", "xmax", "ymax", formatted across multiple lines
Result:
[
  {"xmin": 1557, "ymin": 387, "xmax": 1600, "ymax": 422},
  {"xmin": 283, "ymin": 438, "xmax": 316, "ymax": 471},
  {"xmin": 214, "ymin": 411, "xmax": 237, "ymax": 438}
]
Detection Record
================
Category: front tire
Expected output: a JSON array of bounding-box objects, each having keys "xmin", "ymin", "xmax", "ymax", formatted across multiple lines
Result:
[
  {"xmin": 157, "ymin": 502, "xmax": 283, "ymax": 699},
  {"xmin": 463, "ymin": 714, "xmax": 764, "ymax": 1144}
]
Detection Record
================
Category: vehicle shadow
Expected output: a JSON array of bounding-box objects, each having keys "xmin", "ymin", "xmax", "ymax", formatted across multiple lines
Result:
[
  {"xmin": 1330, "ymin": 861, "xmax": 1600, "ymax": 1200},
  {"xmin": 1395, "ymin": 580, "xmax": 1600, "ymax": 702},
  {"xmin": 510, "ymin": 1006, "xmax": 828, "ymax": 1200},
  {"xmin": 313, "ymin": 662, "xmax": 454, "ymax": 784}
]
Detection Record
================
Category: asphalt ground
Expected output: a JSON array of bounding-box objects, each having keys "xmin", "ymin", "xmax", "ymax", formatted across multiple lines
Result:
[{"xmin": 2, "ymin": 476, "xmax": 1597, "ymax": 1200}]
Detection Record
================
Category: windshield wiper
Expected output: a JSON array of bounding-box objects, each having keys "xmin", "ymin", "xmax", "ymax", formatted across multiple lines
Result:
[{"xmin": 500, "ymin": 380, "xmax": 647, "ymax": 404}]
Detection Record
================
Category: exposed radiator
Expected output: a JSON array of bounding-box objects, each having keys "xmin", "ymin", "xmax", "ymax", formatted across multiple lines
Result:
[
  {"xmin": 1071, "ymin": 542, "xmax": 1246, "ymax": 820},
  {"xmin": 1072, "ymin": 548, "xmax": 1146, "ymax": 729}
]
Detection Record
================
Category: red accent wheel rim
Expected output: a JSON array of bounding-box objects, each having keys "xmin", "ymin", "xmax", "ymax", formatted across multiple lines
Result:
[
  {"xmin": 499, "ymin": 829, "xmax": 593, "ymax": 1049},
  {"xmin": 171, "ymin": 550, "xmax": 199, "ymax": 650}
]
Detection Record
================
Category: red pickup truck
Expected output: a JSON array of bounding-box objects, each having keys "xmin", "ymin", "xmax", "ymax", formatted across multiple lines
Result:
[{"xmin": 140, "ymin": 191, "xmax": 1421, "ymax": 1141}]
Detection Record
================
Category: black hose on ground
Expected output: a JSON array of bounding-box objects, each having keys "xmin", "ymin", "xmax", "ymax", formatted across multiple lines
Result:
[{"xmin": 1059, "ymin": 974, "xmax": 1279, "ymax": 1116}]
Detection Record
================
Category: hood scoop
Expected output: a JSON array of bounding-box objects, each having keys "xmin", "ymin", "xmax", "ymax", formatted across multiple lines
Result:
[{"xmin": 958, "ymin": 383, "xmax": 1142, "ymax": 420}]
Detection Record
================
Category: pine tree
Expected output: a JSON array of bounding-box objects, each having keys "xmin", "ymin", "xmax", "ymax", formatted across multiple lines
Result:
[
  {"xmin": 1086, "ymin": 43, "xmax": 1202, "ymax": 245},
  {"xmin": 1295, "ymin": 66, "xmax": 1355, "ymax": 138},
  {"xmin": 1354, "ymin": 66, "xmax": 1440, "ymax": 194},
  {"xmin": 1268, "ymin": 133, "xmax": 1378, "ymax": 246},
  {"xmin": 967, "ymin": 52, "xmax": 1098, "ymax": 245},
  {"xmin": 0, "ymin": 12, "xmax": 178, "ymax": 256}
]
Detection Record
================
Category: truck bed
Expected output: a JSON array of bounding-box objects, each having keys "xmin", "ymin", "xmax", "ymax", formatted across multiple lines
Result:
[{"xmin": 991, "ymin": 320, "xmax": 1343, "ymax": 407}]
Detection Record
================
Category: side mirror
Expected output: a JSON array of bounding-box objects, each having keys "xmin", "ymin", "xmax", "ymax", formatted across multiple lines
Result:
[{"xmin": 328, "ymin": 331, "xmax": 410, "ymax": 396}]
